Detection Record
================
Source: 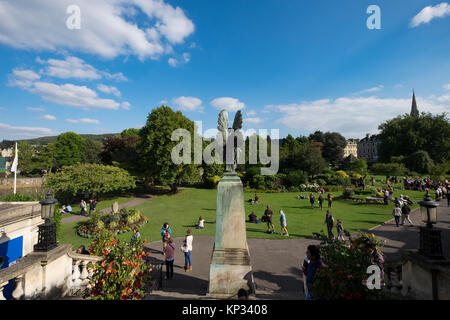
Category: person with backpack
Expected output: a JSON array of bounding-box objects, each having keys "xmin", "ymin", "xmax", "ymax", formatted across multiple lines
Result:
[
  {"xmin": 163, "ymin": 238, "xmax": 175, "ymax": 279},
  {"xmin": 324, "ymin": 210, "xmax": 335, "ymax": 238},
  {"xmin": 80, "ymin": 199, "xmax": 87, "ymax": 216},
  {"xmin": 161, "ymin": 222, "xmax": 172, "ymax": 251},
  {"xmin": 327, "ymin": 194, "xmax": 333, "ymax": 208},
  {"xmin": 400, "ymin": 203, "xmax": 414, "ymax": 226}
]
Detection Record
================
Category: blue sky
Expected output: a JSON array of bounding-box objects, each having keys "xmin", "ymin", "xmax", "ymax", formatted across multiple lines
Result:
[{"xmin": 0, "ymin": 0, "xmax": 449, "ymax": 141}]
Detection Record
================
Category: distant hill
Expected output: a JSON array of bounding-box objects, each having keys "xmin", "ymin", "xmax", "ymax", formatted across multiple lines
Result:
[{"xmin": 1, "ymin": 133, "xmax": 119, "ymax": 147}]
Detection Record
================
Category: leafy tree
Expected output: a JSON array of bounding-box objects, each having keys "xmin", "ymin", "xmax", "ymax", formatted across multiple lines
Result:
[
  {"xmin": 54, "ymin": 132, "xmax": 86, "ymax": 167},
  {"xmin": 44, "ymin": 163, "xmax": 136, "ymax": 200},
  {"xmin": 309, "ymin": 130, "xmax": 325, "ymax": 143},
  {"xmin": 430, "ymin": 161, "xmax": 450, "ymax": 181},
  {"xmin": 83, "ymin": 139, "xmax": 104, "ymax": 164},
  {"xmin": 121, "ymin": 128, "xmax": 140, "ymax": 138},
  {"xmin": 378, "ymin": 113, "xmax": 450, "ymax": 164},
  {"xmin": 350, "ymin": 158, "xmax": 368, "ymax": 175},
  {"xmin": 101, "ymin": 135, "xmax": 140, "ymax": 174},
  {"xmin": 137, "ymin": 106, "xmax": 199, "ymax": 193},
  {"xmin": 322, "ymin": 132, "xmax": 347, "ymax": 167},
  {"xmin": 371, "ymin": 163, "xmax": 408, "ymax": 176},
  {"xmin": 13, "ymin": 142, "xmax": 35, "ymax": 175},
  {"xmin": 406, "ymin": 150, "xmax": 434, "ymax": 174}
]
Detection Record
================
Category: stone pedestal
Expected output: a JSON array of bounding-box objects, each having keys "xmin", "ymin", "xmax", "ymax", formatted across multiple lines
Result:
[{"xmin": 208, "ymin": 173, "xmax": 254, "ymax": 297}]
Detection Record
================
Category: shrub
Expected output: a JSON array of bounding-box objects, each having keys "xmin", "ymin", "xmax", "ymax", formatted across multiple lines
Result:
[
  {"xmin": 342, "ymin": 189, "xmax": 355, "ymax": 199},
  {"xmin": 310, "ymin": 232, "xmax": 385, "ymax": 300},
  {"xmin": 0, "ymin": 193, "xmax": 36, "ymax": 202},
  {"xmin": 86, "ymin": 232, "xmax": 152, "ymax": 300}
]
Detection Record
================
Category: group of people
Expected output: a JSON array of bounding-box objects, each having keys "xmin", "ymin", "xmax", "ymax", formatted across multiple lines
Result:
[
  {"xmin": 392, "ymin": 195, "xmax": 414, "ymax": 227},
  {"xmin": 300, "ymin": 193, "xmax": 333, "ymax": 210},
  {"xmin": 160, "ymin": 223, "xmax": 193, "ymax": 280},
  {"xmin": 249, "ymin": 205, "xmax": 289, "ymax": 236},
  {"xmin": 248, "ymin": 193, "xmax": 259, "ymax": 205},
  {"xmin": 323, "ymin": 210, "xmax": 345, "ymax": 240},
  {"xmin": 80, "ymin": 199, "xmax": 97, "ymax": 216}
]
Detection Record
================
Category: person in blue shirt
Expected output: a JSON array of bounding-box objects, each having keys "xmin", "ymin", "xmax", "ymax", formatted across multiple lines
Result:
[
  {"xmin": 303, "ymin": 245, "xmax": 323, "ymax": 300},
  {"xmin": 161, "ymin": 223, "xmax": 172, "ymax": 252},
  {"xmin": 279, "ymin": 210, "xmax": 289, "ymax": 236},
  {"xmin": 65, "ymin": 205, "xmax": 72, "ymax": 213}
]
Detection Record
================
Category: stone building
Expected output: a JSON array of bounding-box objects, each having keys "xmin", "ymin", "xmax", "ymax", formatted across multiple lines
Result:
[
  {"xmin": 343, "ymin": 139, "xmax": 359, "ymax": 158},
  {"xmin": 0, "ymin": 148, "xmax": 12, "ymax": 174},
  {"xmin": 357, "ymin": 133, "xmax": 379, "ymax": 162}
]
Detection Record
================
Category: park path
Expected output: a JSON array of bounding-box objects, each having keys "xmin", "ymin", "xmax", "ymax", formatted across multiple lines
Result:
[
  {"xmin": 61, "ymin": 194, "xmax": 154, "ymax": 224},
  {"xmin": 144, "ymin": 199, "xmax": 450, "ymax": 300}
]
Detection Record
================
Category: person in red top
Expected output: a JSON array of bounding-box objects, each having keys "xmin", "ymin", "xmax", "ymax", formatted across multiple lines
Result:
[{"xmin": 163, "ymin": 238, "xmax": 175, "ymax": 279}]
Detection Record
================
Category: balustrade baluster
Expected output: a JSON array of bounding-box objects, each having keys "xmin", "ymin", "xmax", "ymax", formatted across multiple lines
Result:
[
  {"xmin": 0, "ymin": 281, "xmax": 8, "ymax": 300},
  {"xmin": 72, "ymin": 260, "xmax": 81, "ymax": 289},
  {"xmin": 12, "ymin": 275, "xmax": 24, "ymax": 300}
]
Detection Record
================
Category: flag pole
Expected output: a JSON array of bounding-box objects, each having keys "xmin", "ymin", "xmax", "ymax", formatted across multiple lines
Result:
[{"xmin": 14, "ymin": 142, "xmax": 17, "ymax": 195}]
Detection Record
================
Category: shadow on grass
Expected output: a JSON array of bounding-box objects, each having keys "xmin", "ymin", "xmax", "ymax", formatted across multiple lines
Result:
[{"xmin": 201, "ymin": 208, "xmax": 215, "ymax": 211}]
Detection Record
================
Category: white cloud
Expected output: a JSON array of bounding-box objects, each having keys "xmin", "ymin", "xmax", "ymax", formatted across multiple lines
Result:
[
  {"xmin": 168, "ymin": 57, "xmax": 178, "ymax": 67},
  {"xmin": 182, "ymin": 52, "xmax": 190, "ymax": 63},
  {"xmin": 97, "ymin": 84, "xmax": 121, "ymax": 97},
  {"xmin": 172, "ymin": 96, "xmax": 203, "ymax": 112},
  {"xmin": 246, "ymin": 110, "xmax": 257, "ymax": 117},
  {"xmin": 27, "ymin": 107, "xmax": 45, "ymax": 112},
  {"xmin": 444, "ymin": 84, "xmax": 450, "ymax": 90},
  {"xmin": 37, "ymin": 56, "xmax": 128, "ymax": 82},
  {"xmin": 357, "ymin": 85, "xmax": 384, "ymax": 94},
  {"xmin": 266, "ymin": 95, "xmax": 449, "ymax": 138},
  {"xmin": 65, "ymin": 118, "xmax": 99, "ymax": 124},
  {"xmin": 210, "ymin": 97, "xmax": 246, "ymax": 112},
  {"xmin": 121, "ymin": 102, "xmax": 131, "ymax": 110},
  {"xmin": 0, "ymin": 0, "xmax": 194, "ymax": 60},
  {"xmin": 244, "ymin": 117, "xmax": 264, "ymax": 124},
  {"xmin": 8, "ymin": 68, "xmax": 40, "ymax": 88},
  {"xmin": 0, "ymin": 123, "xmax": 55, "ymax": 139},
  {"xmin": 40, "ymin": 114, "xmax": 56, "ymax": 121},
  {"xmin": 410, "ymin": 2, "xmax": 450, "ymax": 27},
  {"xmin": 32, "ymin": 82, "xmax": 121, "ymax": 110}
]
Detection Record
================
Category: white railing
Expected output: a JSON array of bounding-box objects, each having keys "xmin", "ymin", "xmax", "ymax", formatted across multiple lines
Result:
[{"xmin": 67, "ymin": 251, "xmax": 104, "ymax": 297}]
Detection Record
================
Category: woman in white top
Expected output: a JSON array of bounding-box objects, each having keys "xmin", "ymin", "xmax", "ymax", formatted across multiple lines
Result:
[{"xmin": 182, "ymin": 229, "xmax": 194, "ymax": 272}]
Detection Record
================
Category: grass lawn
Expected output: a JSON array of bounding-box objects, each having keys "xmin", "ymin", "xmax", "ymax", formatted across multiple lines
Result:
[{"xmin": 58, "ymin": 185, "xmax": 427, "ymax": 250}]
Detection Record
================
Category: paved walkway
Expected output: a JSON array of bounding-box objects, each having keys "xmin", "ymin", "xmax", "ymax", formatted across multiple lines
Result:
[
  {"xmin": 144, "ymin": 199, "xmax": 450, "ymax": 300},
  {"xmin": 61, "ymin": 194, "xmax": 154, "ymax": 224}
]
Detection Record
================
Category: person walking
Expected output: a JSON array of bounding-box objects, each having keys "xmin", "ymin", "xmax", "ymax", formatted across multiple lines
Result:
[
  {"xmin": 400, "ymin": 203, "xmax": 414, "ymax": 226},
  {"xmin": 309, "ymin": 193, "xmax": 315, "ymax": 209},
  {"xmin": 302, "ymin": 245, "xmax": 323, "ymax": 300},
  {"xmin": 324, "ymin": 210, "xmax": 335, "ymax": 238},
  {"xmin": 264, "ymin": 205, "xmax": 275, "ymax": 234},
  {"xmin": 89, "ymin": 199, "xmax": 97, "ymax": 216},
  {"xmin": 163, "ymin": 238, "xmax": 175, "ymax": 279},
  {"xmin": 181, "ymin": 229, "xmax": 194, "ymax": 272},
  {"xmin": 279, "ymin": 210, "xmax": 289, "ymax": 236},
  {"xmin": 392, "ymin": 204, "xmax": 402, "ymax": 227},
  {"xmin": 327, "ymin": 194, "xmax": 333, "ymax": 208},
  {"xmin": 318, "ymin": 194, "xmax": 323, "ymax": 210},
  {"xmin": 161, "ymin": 223, "xmax": 172, "ymax": 252},
  {"xmin": 336, "ymin": 219, "xmax": 345, "ymax": 241},
  {"xmin": 80, "ymin": 199, "xmax": 87, "ymax": 216}
]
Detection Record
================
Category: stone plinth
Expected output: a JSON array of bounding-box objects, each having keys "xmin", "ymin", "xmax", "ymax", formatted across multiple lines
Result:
[{"xmin": 208, "ymin": 173, "xmax": 254, "ymax": 297}]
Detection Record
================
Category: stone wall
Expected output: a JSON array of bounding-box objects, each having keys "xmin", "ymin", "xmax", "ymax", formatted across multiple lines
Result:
[{"xmin": 0, "ymin": 177, "xmax": 44, "ymax": 188}]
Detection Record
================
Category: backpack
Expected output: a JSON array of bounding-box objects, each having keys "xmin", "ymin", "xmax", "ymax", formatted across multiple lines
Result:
[{"xmin": 164, "ymin": 229, "xmax": 170, "ymax": 241}]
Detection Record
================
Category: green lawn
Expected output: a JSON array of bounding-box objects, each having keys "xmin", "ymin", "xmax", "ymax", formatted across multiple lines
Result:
[{"xmin": 58, "ymin": 186, "xmax": 427, "ymax": 250}]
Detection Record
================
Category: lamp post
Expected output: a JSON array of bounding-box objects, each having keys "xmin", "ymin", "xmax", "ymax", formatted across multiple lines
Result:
[
  {"xmin": 33, "ymin": 190, "xmax": 58, "ymax": 252},
  {"xmin": 418, "ymin": 191, "xmax": 442, "ymax": 259}
]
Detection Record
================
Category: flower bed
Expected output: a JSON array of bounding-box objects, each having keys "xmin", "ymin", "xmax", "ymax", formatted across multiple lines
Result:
[
  {"xmin": 77, "ymin": 208, "xmax": 148, "ymax": 239},
  {"xmin": 344, "ymin": 196, "xmax": 385, "ymax": 205}
]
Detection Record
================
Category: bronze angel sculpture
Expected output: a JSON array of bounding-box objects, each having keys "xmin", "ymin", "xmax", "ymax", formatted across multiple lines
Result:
[{"xmin": 217, "ymin": 109, "xmax": 243, "ymax": 172}]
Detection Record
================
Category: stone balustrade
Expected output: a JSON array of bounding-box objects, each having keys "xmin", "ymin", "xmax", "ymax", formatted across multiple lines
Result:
[{"xmin": 67, "ymin": 251, "xmax": 104, "ymax": 297}]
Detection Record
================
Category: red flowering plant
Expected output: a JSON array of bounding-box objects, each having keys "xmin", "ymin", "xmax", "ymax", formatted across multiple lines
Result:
[
  {"xmin": 310, "ymin": 231, "xmax": 386, "ymax": 300},
  {"xmin": 85, "ymin": 231, "xmax": 153, "ymax": 300}
]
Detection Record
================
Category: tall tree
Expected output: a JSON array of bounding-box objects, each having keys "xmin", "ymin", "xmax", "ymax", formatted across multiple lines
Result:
[
  {"xmin": 378, "ymin": 113, "xmax": 450, "ymax": 164},
  {"xmin": 322, "ymin": 132, "xmax": 347, "ymax": 167},
  {"xmin": 54, "ymin": 132, "xmax": 86, "ymax": 167},
  {"xmin": 138, "ymin": 106, "xmax": 199, "ymax": 193},
  {"xmin": 83, "ymin": 139, "xmax": 104, "ymax": 164}
]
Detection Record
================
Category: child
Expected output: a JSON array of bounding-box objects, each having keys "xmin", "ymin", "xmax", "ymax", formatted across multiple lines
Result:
[{"xmin": 336, "ymin": 219, "xmax": 345, "ymax": 241}]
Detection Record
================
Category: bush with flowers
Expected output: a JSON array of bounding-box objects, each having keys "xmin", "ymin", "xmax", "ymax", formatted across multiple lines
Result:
[
  {"xmin": 85, "ymin": 231, "xmax": 152, "ymax": 300},
  {"xmin": 310, "ymin": 231, "xmax": 386, "ymax": 300},
  {"xmin": 78, "ymin": 208, "xmax": 148, "ymax": 238}
]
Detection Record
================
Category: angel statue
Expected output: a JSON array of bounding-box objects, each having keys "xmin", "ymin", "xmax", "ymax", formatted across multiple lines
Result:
[{"xmin": 217, "ymin": 109, "xmax": 243, "ymax": 172}]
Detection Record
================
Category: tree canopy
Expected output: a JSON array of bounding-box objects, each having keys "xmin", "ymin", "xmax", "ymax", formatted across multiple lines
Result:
[{"xmin": 54, "ymin": 132, "xmax": 86, "ymax": 167}]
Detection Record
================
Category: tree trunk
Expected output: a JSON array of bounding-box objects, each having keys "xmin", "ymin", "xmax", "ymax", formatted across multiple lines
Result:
[{"xmin": 170, "ymin": 183, "xmax": 179, "ymax": 194}]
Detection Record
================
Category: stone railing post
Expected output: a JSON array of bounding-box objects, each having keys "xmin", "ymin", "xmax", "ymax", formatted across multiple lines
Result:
[
  {"xmin": 0, "ymin": 281, "xmax": 8, "ymax": 300},
  {"xmin": 12, "ymin": 274, "xmax": 25, "ymax": 300},
  {"xmin": 80, "ymin": 260, "xmax": 89, "ymax": 286},
  {"xmin": 72, "ymin": 260, "xmax": 82, "ymax": 290}
]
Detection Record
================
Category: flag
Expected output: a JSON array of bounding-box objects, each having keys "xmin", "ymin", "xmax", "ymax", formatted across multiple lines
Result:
[{"xmin": 11, "ymin": 143, "xmax": 18, "ymax": 172}]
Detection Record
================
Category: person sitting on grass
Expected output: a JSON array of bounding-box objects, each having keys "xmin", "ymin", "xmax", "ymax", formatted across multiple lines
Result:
[
  {"xmin": 248, "ymin": 211, "xmax": 257, "ymax": 222},
  {"xmin": 65, "ymin": 204, "xmax": 72, "ymax": 213},
  {"xmin": 60, "ymin": 205, "xmax": 66, "ymax": 214},
  {"xmin": 254, "ymin": 194, "xmax": 259, "ymax": 204},
  {"xmin": 197, "ymin": 216, "xmax": 205, "ymax": 229}
]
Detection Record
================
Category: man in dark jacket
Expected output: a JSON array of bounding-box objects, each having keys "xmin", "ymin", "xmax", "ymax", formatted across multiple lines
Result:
[{"xmin": 400, "ymin": 203, "xmax": 414, "ymax": 226}]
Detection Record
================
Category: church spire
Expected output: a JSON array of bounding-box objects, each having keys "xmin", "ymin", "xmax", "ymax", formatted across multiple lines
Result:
[{"xmin": 410, "ymin": 89, "xmax": 419, "ymax": 117}]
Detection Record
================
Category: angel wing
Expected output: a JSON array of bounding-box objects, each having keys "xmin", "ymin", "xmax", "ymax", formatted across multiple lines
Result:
[
  {"xmin": 232, "ymin": 110, "xmax": 243, "ymax": 131},
  {"xmin": 217, "ymin": 109, "xmax": 228, "ymax": 145}
]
